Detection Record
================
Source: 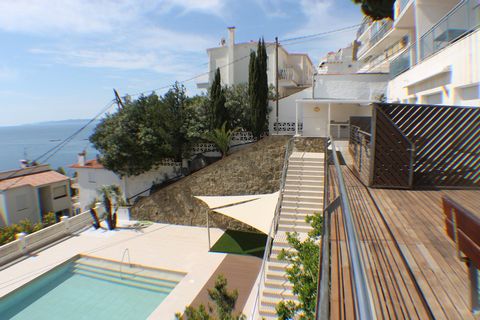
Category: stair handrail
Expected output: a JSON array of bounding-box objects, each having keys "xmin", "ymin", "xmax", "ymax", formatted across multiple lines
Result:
[
  {"xmin": 120, "ymin": 248, "xmax": 131, "ymax": 279},
  {"xmin": 249, "ymin": 137, "xmax": 294, "ymax": 319},
  {"xmin": 317, "ymin": 138, "xmax": 376, "ymax": 320}
]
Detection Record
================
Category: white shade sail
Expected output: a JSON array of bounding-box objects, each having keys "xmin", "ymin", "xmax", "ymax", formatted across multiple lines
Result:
[{"xmin": 195, "ymin": 192, "xmax": 280, "ymax": 234}]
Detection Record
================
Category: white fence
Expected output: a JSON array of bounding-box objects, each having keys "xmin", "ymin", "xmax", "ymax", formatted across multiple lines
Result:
[{"xmin": 0, "ymin": 208, "xmax": 97, "ymax": 266}]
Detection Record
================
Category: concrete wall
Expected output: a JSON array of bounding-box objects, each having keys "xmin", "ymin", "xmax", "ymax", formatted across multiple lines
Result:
[
  {"xmin": 3, "ymin": 186, "xmax": 40, "ymax": 226},
  {"xmin": 0, "ymin": 193, "xmax": 7, "ymax": 227},
  {"xmin": 388, "ymin": 29, "xmax": 480, "ymax": 106},
  {"xmin": 268, "ymin": 88, "xmax": 312, "ymax": 133},
  {"xmin": 75, "ymin": 165, "xmax": 180, "ymax": 211},
  {"xmin": 302, "ymin": 103, "xmax": 330, "ymax": 137},
  {"xmin": 314, "ymin": 73, "xmax": 390, "ymax": 100}
]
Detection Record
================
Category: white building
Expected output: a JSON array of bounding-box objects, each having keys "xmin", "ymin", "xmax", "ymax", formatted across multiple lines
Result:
[
  {"xmin": 0, "ymin": 165, "xmax": 71, "ymax": 227},
  {"xmin": 196, "ymin": 27, "xmax": 314, "ymax": 98},
  {"xmin": 70, "ymin": 152, "xmax": 180, "ymax": 211},
  {"xmin": 355, "ymin": 0, "xmax": 480, "ymax": 106}
]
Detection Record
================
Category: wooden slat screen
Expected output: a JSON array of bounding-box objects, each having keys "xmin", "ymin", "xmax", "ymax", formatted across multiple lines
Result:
[
  {"xmin": 377, "ymin": 103, "xmax": 480, "ymax": 187},
  {"xmin": 371, "ymin": 107, "xmax": 414, "ymax": 188}
]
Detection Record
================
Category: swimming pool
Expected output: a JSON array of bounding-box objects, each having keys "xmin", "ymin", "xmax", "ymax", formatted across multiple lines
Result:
[{"xmin": 0, "ymin": 255, "xmax": 185, "ymax": 319}]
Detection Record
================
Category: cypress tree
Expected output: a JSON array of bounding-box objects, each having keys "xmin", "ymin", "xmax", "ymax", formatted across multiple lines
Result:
[
  {"xmin": 248, "ymin": 50, "xmax": 257, "ymax": 133},
  {"xmin": 249, "ymin": 38, "xmax": 269, "ymax": 139},
  {"xmin": 210, "ymin": 68, "xmax": 228, "ymax": 129}
]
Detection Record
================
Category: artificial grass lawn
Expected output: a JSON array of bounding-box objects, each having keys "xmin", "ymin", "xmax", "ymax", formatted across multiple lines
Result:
[{"xmin": 210, "ymin": 229, "xmax": 267, "ymax": 258}]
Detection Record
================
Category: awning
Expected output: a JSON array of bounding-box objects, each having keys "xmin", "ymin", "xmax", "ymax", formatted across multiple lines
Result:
[{"xmin": 195, "ymin": 192, "xmax": 280, "ymax": 234}]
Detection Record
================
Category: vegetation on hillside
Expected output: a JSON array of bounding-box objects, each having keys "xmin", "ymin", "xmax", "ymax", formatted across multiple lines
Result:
[
  {"xmin": 352, "ymin": 0, "xmax": 394, "ymax": 20},
  {"xmin": 91, "ymin": 48, "xmax": 271, "ymax": 176},
  {"xmin": 0, "ymin": 212, "xmax": 57, "ymax": 246},
  {"xmin": 276, "ymin": 213, "xmax": 323, "ymax": 319},
  {"xmin": 176, "ymin": 275, "xmax": 246, "ymax": 320}
]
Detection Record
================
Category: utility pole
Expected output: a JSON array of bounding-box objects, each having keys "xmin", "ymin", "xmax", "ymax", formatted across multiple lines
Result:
[
  {"xmin": 275, "ymin": 36, "xmax": 279, "ymax": 135},
  {"xmin": 113, "ymin": 89, "xmax": 125, "ymax": 109}
]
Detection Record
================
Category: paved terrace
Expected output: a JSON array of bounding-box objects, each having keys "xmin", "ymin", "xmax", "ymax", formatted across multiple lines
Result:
[
  {"xmin": 0, "ymin": 223, "xmax": 261, "ymax": 319},
  {"xmin": 328, "ymin": 162, "xmax": 480, "ymax": 320}
]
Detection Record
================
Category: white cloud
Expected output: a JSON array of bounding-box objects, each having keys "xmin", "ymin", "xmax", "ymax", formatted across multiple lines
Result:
[{"xmin": 281, "ymin": 0, "xmax": 363, "ymax": 64}]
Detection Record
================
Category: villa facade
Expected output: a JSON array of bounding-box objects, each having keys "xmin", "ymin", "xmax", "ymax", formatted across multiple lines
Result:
[
  {"xmin": 0, "ymin": 165, "xmax": 71, "ymax": 227},
  {"xmin": 356, "ymin": 0, "xmax": 479, "ymax": 106},
  {"xmin": 196, "ymin": 27, "xmax": 314, "ymax": 98}
]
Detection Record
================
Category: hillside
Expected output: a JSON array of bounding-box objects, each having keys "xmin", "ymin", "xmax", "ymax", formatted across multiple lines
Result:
[{"xmin": 131, "ymin": 136, "xmax": 290, "ymax": 230}]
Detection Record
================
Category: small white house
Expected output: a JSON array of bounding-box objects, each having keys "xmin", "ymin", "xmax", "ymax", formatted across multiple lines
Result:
[
  {"xmin": 0, "ymin": 165, "xmax": 71, "ymax": 227},
  {"xmin": 70, "ymin": 152, "xmax": 181, "ymax": 211}
]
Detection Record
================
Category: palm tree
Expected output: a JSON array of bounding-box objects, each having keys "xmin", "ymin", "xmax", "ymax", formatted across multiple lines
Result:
[
  {"xmin": 98, "ymin": 185, "xmax": 125, "ymax": 230},
  {"xmin": 204, "ymin": 122, "xmax": 239, "ymax": 158}
]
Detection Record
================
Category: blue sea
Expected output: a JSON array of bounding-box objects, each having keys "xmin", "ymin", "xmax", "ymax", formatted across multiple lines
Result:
[{"xmin": 0, "ymin": 120, "xmax": 99, "ymax": 177}]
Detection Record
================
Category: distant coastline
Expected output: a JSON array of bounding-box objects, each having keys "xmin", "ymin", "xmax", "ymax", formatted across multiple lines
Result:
[{"xmin": 0, "ymin": 119, "xmax": 96, "ymax": 128}]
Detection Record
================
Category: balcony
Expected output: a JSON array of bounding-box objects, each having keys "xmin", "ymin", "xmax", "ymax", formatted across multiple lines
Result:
[
  {"xmin": 390, "ymin": 0, "xmax": 480, "ymax": 76},
  {"xmin": 420, "ymin": 0, "xmax": 480, "ymax": 60},
  {"xmin": 357, "ymin": 20, "xmax": 394, "ymax": 58},
  {"xmin": 278, "ymin": 67, "xmax": 312, "ymax": 87}
]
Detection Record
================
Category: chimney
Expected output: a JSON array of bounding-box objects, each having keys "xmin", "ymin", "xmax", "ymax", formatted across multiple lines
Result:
[
  {"xmin": 227, "ymin": 26, "xmax": 235, "ymax": 48},
  {"xmin": 78, "ymin": 151, "xmax": 86, "ymax": 166},
  {"xmin": 19, "ymin": 160, "xmax": 28, "ymax": 169}
]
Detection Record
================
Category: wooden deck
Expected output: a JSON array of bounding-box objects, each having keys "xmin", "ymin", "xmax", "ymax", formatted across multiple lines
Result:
[{"xmin": 329, "ymin": 164, "xmax": 480, "ymax": 320}]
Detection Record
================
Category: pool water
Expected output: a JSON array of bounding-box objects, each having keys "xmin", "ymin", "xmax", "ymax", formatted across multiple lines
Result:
[{"xmin": 0, "ymin": 256, "xmax": 185, "ymax": 320}]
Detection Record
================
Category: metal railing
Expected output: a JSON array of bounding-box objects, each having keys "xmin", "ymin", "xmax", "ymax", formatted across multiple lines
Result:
[
  {"xmin": 315, "ymin": 138, "xmax": 376, "ymax": 320},
  {"xmin": 250, "ymin": 137, "xmax": 294, "ymax": 319}
]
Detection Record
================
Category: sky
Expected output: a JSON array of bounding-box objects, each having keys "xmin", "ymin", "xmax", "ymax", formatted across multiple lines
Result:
[{"xmin": 0, "ymin": 0, "xmax": 364, "ymax": 126}]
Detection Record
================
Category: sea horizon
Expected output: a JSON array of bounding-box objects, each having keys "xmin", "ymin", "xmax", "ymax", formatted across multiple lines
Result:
[{"xmin": 0, "ymin": 119, "xmax": 100, "ymax": 176}]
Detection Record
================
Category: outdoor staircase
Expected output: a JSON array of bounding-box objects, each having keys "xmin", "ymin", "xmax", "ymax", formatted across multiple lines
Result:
[{"xmin": 258, "ymin": 151, "xmax": 324, "ymax": 319}]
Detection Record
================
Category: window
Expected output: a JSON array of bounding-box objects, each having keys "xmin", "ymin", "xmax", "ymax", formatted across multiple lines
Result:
[
  {"xmin": 53, "ymin": 185, "xmax": 67, "ymax": 199},
  {"xmin": 88, "ymin": 172, "xmax": 96, "ymax": 183},
  {"xmin": 457, "ymin": 85, "xmax": 479, "ymax": 106},
  {"xmin": 15, "ymin": 194, "xmax": 28, "ymax": 211},
  {"xmin": 423, "ymin": 92, "xmax": 442, "ymax": 105}
]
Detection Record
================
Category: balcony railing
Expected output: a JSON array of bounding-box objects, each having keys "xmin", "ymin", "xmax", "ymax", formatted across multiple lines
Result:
[
  {"xmin": 390, "ymin": 0, "xmax": 479, "ymax": 76},
  {"xmin": 278, "ymin": 67, "xmax": 298, "ymax": 83},
  {"xmin": 420, "ymin": 0, "xmax": 480, "ymax": 60},
  {"xmin": 357, "ymin": 20, "xmax": 394, "ymax": 57},
  {"xmin": 390, "ymin": 45, "xmax": 413, "ymax": 77}
]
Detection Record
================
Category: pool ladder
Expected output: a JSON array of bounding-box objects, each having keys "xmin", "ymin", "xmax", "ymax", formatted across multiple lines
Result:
[{"xmin": 120, "ymin": 248, "xmax": 132, "ymax": 279}]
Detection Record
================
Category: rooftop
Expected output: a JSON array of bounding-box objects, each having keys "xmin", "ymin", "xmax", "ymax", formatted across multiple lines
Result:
[
  {"xmin": 69, "ymin": 159, "xmax": 104, "ymax": 169},
  {"xmin": 0, "ymin": 170, "xmax": 69, "ymax": 191}
]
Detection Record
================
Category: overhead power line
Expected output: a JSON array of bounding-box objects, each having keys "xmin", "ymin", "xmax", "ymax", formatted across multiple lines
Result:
[
  {"xmin": 2, "ymin": 99, "xmax": 116, "ymax": 190},
  {"xmin": 126, "ymin": 23, "xmax": 362, "ymax": 98}
]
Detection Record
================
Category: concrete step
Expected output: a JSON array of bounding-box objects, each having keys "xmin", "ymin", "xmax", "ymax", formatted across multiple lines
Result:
[
  {"xmin": 283, "ymin": 189, "xmax": 324, "ymax": 197},
  {"xmin": 287, "ymin": 169, "xmax": 324, "ymax": 177},
  {"xmin": 262, "ymin": 287, "xmax": 296, "ymax": 300},
  {"xmin": 288, "ymin": 163, "xmax": 324, "ymax": 170},
  {"xmin": 284, "ymin": 178, "xmax": 324, "ymax": 186},
  {"xmin": 266, "ymin": 268, "xmax": 288, "ymax": 281},
  {"xmin": 279, "ymin": 216, "xmax": 311, "ymax": 227},
  {"xmin": 283, "ymin": 194, "xmax": 323, "ymax": 204},
  {"xmin": 282, "ymin": 201, "xmax": 322, "ymax": 210},
  {"xmin": 277, "ymin": 224, "xmax": 312, "ymax": 233},
  {"xmin": 258, "ymin": 304, "xmax": 278, "ymax": 318},
  {"xmin": 263, "ymin": 277, "xmax": 293, "ymax": 289},
  {"xmin": 281, "ymin": 206, "xmax": 320, "ymax": 215},
  {"xmin": 280, "ymin": 211, "xmax": 312, "ymax": 220},
  {"xmin": 267, "ymin": 260, "xmax": 290, "ymax": 272}
]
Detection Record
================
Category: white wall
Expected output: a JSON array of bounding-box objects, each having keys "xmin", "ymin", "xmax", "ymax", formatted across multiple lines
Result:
[
  {"xmin": 388, "ymin": 29, "xmax": 480, "ymax": 106},
  {"xmin": 50, "ymin": 181, "xmax": 72, "ymax": 216},
  {"xmin": 302, "ymin": 104, "xmax": 329, "ymax": 137},
  {"xmin": 268, "ymin": 88, "xmax": 312, "ymax": 134},
  {"xmin": 3, "ymin": 186, "xmax": 40, "ymax": 226},
  {"xmin": 0, "ymin": 193, "xmax": 7, "ymax": 227},
  {"xmin": 314, "ymin": 73, "xmax": 390, "ymax": 100},
  {"xmin": 75, "ymin": 165, "xmax": 180, "ymax": 211}
]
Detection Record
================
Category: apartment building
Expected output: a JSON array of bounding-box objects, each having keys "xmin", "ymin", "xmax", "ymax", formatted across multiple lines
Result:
[
  {"xmin": 196, "ymin": 27, "xmax": 314, "ymax": 98},
  {"xmin": 355, "ymin": 0, "xmax": 479, "ymax": 105}
]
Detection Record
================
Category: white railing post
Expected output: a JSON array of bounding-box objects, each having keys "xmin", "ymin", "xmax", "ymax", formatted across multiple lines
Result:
[
  {"xmin": 61, "ymin": 216, "xmax": 70, "ymax": 234},
  {"xmin": 15, "ymin": 232, "xmax": 27, "ymax": 254}
]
